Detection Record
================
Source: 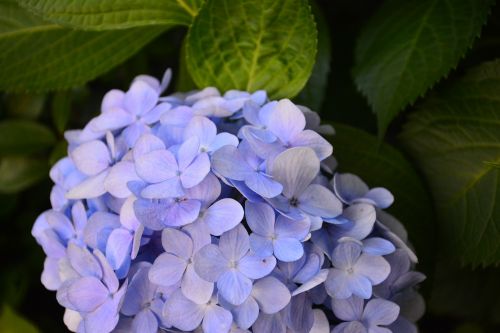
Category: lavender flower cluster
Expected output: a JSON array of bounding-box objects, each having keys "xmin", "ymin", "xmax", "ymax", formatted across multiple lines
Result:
[{"xmin": 32, "ymin": 69, "xmax": 425, "ymax": 333}]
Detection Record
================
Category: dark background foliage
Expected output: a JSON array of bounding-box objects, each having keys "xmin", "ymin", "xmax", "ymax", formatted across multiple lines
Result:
[{"xmin": 0, "ymin": 0, "xmax": 499, "ymax": 332}]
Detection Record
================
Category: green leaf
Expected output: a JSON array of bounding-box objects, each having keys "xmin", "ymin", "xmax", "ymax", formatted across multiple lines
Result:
[
  {"xmin": 400, "ymin": 59, "xmax": 500, "ymax": 266},
  {"xmin": 330, "ymin": 123, "xmax": 435, "ymax": 273},
  {"xmin": 51, "ymin": 91, "xmax": 71, "ymax": 133},
  {"xmin": 0, "ymin": 0, "xmax": 167, "ymax": 91},
  {"xmin": 0, "ymin": 157, "xmax": 48, "ymax": 193},
  {"xmin": 186, "ymin": 0, "xmax": 317, "ymax": 99},
  {"xmin": 0, "ymin": 305, "xmax": 38, "ymax": 333},
  {"xmin": 0, "ymin": 120, "xmax": 56, "ymax": 155},
  {"xmin": 176, "ymin": 40, "xmax": 198, "ymax": 92},
  {"xmin": 49, "ymin": 140, "xmax": 68, "ymax": 166},
  {"xmin": 18, "ymin": 0, "xmax": 203, "ymax": 30},
  {"xmin": 294, "ymin": 2, "xmax": 331, "ymax": 111},
  {"xmin": 354, "ymin": 0, "xmax": 494, "ymax": 135},
  {"xmin": 5, "ymin": 93, "xmax": 46, "ymax": 119}
]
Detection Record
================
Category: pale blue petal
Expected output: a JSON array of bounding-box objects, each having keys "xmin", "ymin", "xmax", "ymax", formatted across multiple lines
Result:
[
  {"xmin": 252, "ymin": 276, "xmax": 291, "ymax": 314},
  {"xmin": 355, "ymin": 254, "xmax": 390, "ymax": 285},
  {"xmin": 309, "ymin": 309, "xmax": 330, "ymax": 333},
  {"xmin": 363, "ymin": 299, "xmax": 400, "ymax": 327},
  {"xmin": 325, "ymin": 269, "xmax": 353, "ymax": 299},
  {"xmin": 232, "ymin": 296, "xmax": 259, "ymax": 329},
  {"xmin": 161, "ymin": 228, "xmax": 193, "ymax": 259},
  {"xmin": 332, "ymin": 322, "xmax": 367, "ymax": 333},
  {"xmin": 142, "ymin": 102, "xmax": 171, "ymax": 124},
  {"xmin": 266, "ymin": 99, "xmax": 305, "ymax": 143},
  {"xmin": 67, "ymin": 276, "xmax": 108, "ymax": 312},
  {"xmin": 203, "ymin": 305, "xmax": 233, "ymax": 333},
  {"xmin": 133, "ymin": 198, "xmax": 171, "ymax": 231},
  {"xmin": 183, "ymin": 116, "xmax": 217, "ymax": 147},
  {"xmin": 135, "ymin": 149, "xmax": 178, "ymax": 183},
  {"xmin": 101, "ymin": 89, "xmax": 124, "ymax": 112},
  {"xmin": 132, "ymin": 309, "xmax": 158, "ymax": 333},
  {"xmin": 332, "ymin": 240, "xmax": 362, "ymax": 269},
  {"xmin": 41, "ymin": 257, "xmax": 61, "ymax": 291},
  {"xmin": 217, "ymin": 270, "xmax": 253, "ymax": 305},
  {"xmin": 271, "ymin": 147, "xmax": 319, "ymax": 198},
  {"xmin": 275, "ymin": 215, "xmax": 310, "ymax": 240},
  {"xmin": 183, "ymin": 221, "xmax": 212, "ymax": 252},
  {"xmin": 178, "ymin": 137, "xmax": 200, "ymax": 170},
  {"xmin": 245, "ymin": 201, "xmax": 275, "ymax": 237},
  {"xmin": 141, "ymin": 178, "xmax": 185, "ymax": 198},
  {"xmin": 194, "ymin": 244, "xmax": 228, "ymax": 282},
  {"xmin": 331, "ymin": 296, "xmax": 364, "ymax": 321},
  {"xmin": 92, "ymin": 108, "xmax": 134, "ymax": 132},
  {"xmin": 94, "ymin": 250, "xmax": 119, "ymax": 293},
  {"xmin": 67, "ymin": 243, "xmax": 102, "ymax": 278},
  {"xmin": 362, "ymin": 188, "xmax": 394, "ymax": 208},
  {"xmin": 106, "ymin": 228, "xmax": 132, "ymax": 270},
  {"xmin": 299, "ymin": 184, "xmax": 343, "ymax": 218},
  {"xmin": 181, "ymin": 264, "xmax": 214, "ymax": 304},
  {"xmin": 71, "ymin": 140, "xmax": 110, "ymax": 176},
  {"xmin": 163, "ymin": 199, "xmax": 201, "ymax": 227},
  {"xmin": 163, "ymin": 290, "xmax": 205, "ymax": 331},
  {"xmin": 362, "ymin": 238, "xmax": 395, "ymax": 256},
  {"xmin": 292, "ymin": 269, "xmax": 328, "ymax": 296},
  {"xmin": 284, "ymin": 293, "xmax": 314, "ymax": 333},
  {"xmin": 132, "ymin": 134, "xmax": 165, "ymax": 160},
  {"xmin": 249, "ymin": 234, "xmax": 273, "ymax": 258},
  {"xmin": 83, "ymin": 211, "xmax": 120, "ymax": 251},
  {"xmin": 203, "ymin": 198, "xmax": 244, "ymax": 236},
  {"xmin": 66, "ymin": 170, "xmax": 109, "ymax": 199},
  {"xmin": 348, "ymin": 274, "xmax": 373, "ymax": 299},
  {"xmin": 238, "ymin": 254, "xmax": 276, "ymax": 279},
  {"xmin": 273, "ymin": 237, "xmax": 304, "ymax": 262},
  {"xmin": 104, "ymin": 161, "xmax": 141, "ymax": 198},
  {"xmin": 185, "ymin": 172, "xmax": 221, "ymax": 206},
  {"xmin": 209, "ymin": 132, "xmax": 239, "ymax": 152},
  {"xmin": 124, "ymin": 80, "xmax": 158, "ymax": 116},
  {"xmin": 149, "ymin": 253, "xmax": 187, "ymax": 286},
  {"xmin": 211, "ymin": 145, "xmax": 252, "ymax": 180},
  {"xmin": 291, "ymin": 129, "xmax": 332, "ymax": 161},
  {"xmin": 252, "ymin": 312, "xmax": 286, "ymax": 333},
  {"xmin": 219, "ymin": 224, "xmax": 249, "ymax": 261},
  {"xmin": 84, "ymin": 293, "xmax": 122, "ymax": 333},
  {"xmin": 332, "ymin": 173, "xmax": 369, "ymax": 204},
  {"xmin": 181, "ymin": 152, "xmax": 210, "ymax": 188},
  {"xmin": 340, "ymin": 204, "xmax": 377, "ymax": 240},
  {"xmin": 245, "ymin": 172, "xmax": 283, "ymax": 198}
]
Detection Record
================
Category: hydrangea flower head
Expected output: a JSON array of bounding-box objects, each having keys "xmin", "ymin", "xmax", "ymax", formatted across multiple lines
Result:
[{"xmin": 33, "ymin": 69, "xmax": 425, "ymax": 333}]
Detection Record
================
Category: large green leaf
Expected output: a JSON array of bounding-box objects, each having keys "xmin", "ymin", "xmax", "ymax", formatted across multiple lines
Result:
[
  {"xmin": 0, "ymin": 0, "xmax": 167, "ymax": 91},
  {"xmin": 330, "ymin": 123, "xmax": 435, "ymax": 273},
  {"xmin": 294, "ymin": 2, "xmax": 331, "ymax": 112},
  {"xmin": 0, "ymin": 120, "xmax": 56, "ymax": 155},
  {"xmin": 400, "ymin": 59, "xmax": 500, "ymax": 266},
  {"xmin": 354, "ymin": 0, "xmax": 494, "ymax": 135},
  {"xmin": 18, "ymin": 0, "xmax": 203, "ymax": 30},
  {"xmin": 186, "ymin": 0, "xmax": 317, "ymax": 99},
  {"xmin": 0, "ymin": 157, "xmax": 48, "ymax": 193}
]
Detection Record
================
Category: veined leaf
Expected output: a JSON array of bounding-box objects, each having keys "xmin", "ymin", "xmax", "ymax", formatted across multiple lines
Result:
[
  {"xmin": 0, "ymin": 157, "xmax": 48, "ymax": 193},
  {"xmin": 400, "ymin": 59, "xmax": 500, "ymax": 267},
  {"xmin": 354, "ymin": 0, "xmax": 494, "ymax": 135},
  {"xmin": 0, "ymin": 120, "xmax": 56, "ymax": 155},
  {"xmin": 0, "ymin": 0, "xmax": 167, "ymax": 91},
  {"xmin": 186, "ymin": 0, "xmax": 317, "ymax": 99},
  {"xmin": 330, "ymin": 123, "xmax": 435, "ymax": 273},
  {"xmin": 17, "ymin": 0, "xmax": 204, "ymax": 30}
]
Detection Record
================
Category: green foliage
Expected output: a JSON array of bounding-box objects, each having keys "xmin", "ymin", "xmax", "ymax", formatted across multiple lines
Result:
[
  {"xmin": 51, "ymin": 91, "xmax": 71, "ymax": 133},
  {"xmin": 0, "ymin": 306, "xmax": 38, "ymax": 333},
  {"xmin": 400, "ymin": 59, "xmax": 500, "ymax": 267},
  {"xmin": 18, "ymin": 0, "xmax": 203, "ymax": 30},
  {"xmin": 294, "ymin": 2, "xmax": 331, "ymax": 111},
  {"xmin": 4, "ymin": 93, "xmax": 46, "ymax": 119},
  {"xmin": 186, "ymin": 0, "xmax": 317, "ymax": 99},
  {"xmin": 0, "ymin": 120, "xmax": 55, "ymax": 155},
  {"xmin": 0, "ymin": 157, "xmax": 48, "ymax": 193},
  {"xmin": 330, "ymin": 123, "xmax": 435, "ymax": 272},
  {"xmin": 354, "ymin": 0, "xmax": 494, "ymax": 134},
  {"xmin": 0, "ymin": 0, "xmax": 167, "ymax": 91}
]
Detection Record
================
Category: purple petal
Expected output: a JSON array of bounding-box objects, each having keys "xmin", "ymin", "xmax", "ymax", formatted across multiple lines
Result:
[
  {"xmin": 63, "ymin": 309, "xmax": 82, "ymax": 332},
  {"xmin": 292, "ymin": 269, "xmax": 328, "ymax": 296},
  {"xmin": 271, "ymin": 147, "xmax": 319, "ymax": 198},
  {"xmin": 183, "ymin": 221, "xmax": 212, "ymax": 252},
  {"xmin": 211, "ymin": 145, "xmax": 252, "ymax": 180},
  {"xmin": 106, "ymin": 228, "xmax": 132, "ymax": 270},
  {"xmin": 94, "ymin": 250, "xmax": 119, "ymax": 293},
  {"xmin": 141, "ymin": 178, "xmax": 185, "ymax": 198},
  {"xmin": 132, "ymin": 309, "xmax": 158, "ymax": 333},
  {"xmin": 291, "ymin": 129, "xmax": 332, "ymax": 161},
  {"xmin": 101, "ymin": 89, "xmax": 124, "ymax": 112},
  {"xmin": 209, "ymin": 132, "xmax": 239, "ymax": 152},
  {"xmin": 92, "ymin": 108, "xmax": 134, "ymax": 132},
  {"xmin": 67, "ymin": 276, "xmax": 108, "ymax": 312},
  {"xmin": 219, "ymin": 224, "xmax": 250, "ymax": 261},
  {"xmin": 67, "ymin": 243, "xmax": 102, "ymax": 278},
  {"xmin": 177, "ymin": 137, "xmax": 200, "ymax": 170},
  {"xmin": 355, "ymin": 254, "xmax": 390, "ymax": 285},
  {"xmin": 217, "ymin": 270, "xmax": 253, "ymax": 305},
  {"xmin": 135, "ymin": 149, "xmax": 178, "ymax": 183},
  {"xmin": 245, "ymin": 201, "xmax": 275, "ymax": 237},
  {"xmin": 181, "ymin": 264, "xmax": 214, "ymax": 304},
  {"xmin": 273, "ymin": 237, "xmax": 304, "ymax": 262},
  {"xmin": 341, "ymin": 204, "xmax": 377, "ymax": 240},
  {"xmin": 185, "ymin": 172, "xmax": 221, "ymax": 206},
  {"xmin": 41, "ymin": 257, "xmax": 61, "ymax": 290},
  {"xmin": 161, "ymin": 228, "xmax": 193, "ymax": 259},
  {"xmin": 333, "ymin": 173, "xmax": 369, "ymax": 204},
  {"xmin": 121, "ymin": 265, "xmax": 154, "ymax": 316},
  {"xmin": 252, "ymin": 312, "xmax": 286, "ymax": 333},
  {"xmin": 245, "ymin": 172, "xmax": 283, "ymax": 198},
  {"xmin": 284, "ymin": 293, "xmax": 314, "ymax": 333},
  {"xmin": 238, "ymin": 254, "xmax": 276, "ymax": 279},
  {"xmin": 362, "ymin": 238, "xmax": 396, "ymax": 256},
  {"xmin": 249, "ymin": 234, "xmax": 273, "ymax": 258},
  {"xmin": 163, "ymin": 199, "xmax": 201, "ymax": 227},
  {"xmin": 163, "ymin": 290, "xmax": 206, "ymax": 331},
  {"xmin": 133, "ymin": 198, "xmax": 169, "ymax": 231},
  {"xmin": 332, "ymin": 322, "xmax": 367, "ymax": 333},
  {"xmin": 66, "ymin": 170, "xmax": 109, "ymax": 199},
  {"xmin": 325, "ymin": 269, "xmax": 353, "ymax": 299},
  {"xmin": 362, "ymin": 188, "xmax": 394, "ymax": 208},
  {"xmin": 183, "ymin": 116, "xmax": 217, "ymax": 147},
  {"xmin": 266, "ymin": 99, "xmax": 305, "ymax": 143},
  {"xmin": 133, "ymin": 134, "xmax": 165, "ymax": 160},
  {"xmin": 299, "ymin": 184, "xmax": 342, "ymax": 218},
  {"xmin": 203, "ymin": 198, "xmax": 244, "ymax": 236},
  {"xmin": 124, "ymin": 80, "xmax": 158, "ymax": 116},
  {"xmin": 252, "ymin": 277, "xmax": 291, "ymax": 314},
  {"xmin": 332, "ymin": 240, "xmax": 362, "ymax": 269},
  {"xmin": 181, "ymin": 152, "xmax": 210, "ymax": 188},
  {"xmin": 149, "ymin": 253, "xmax": 187, "ymax": 286},
  {"xmin": 203, "ymin": 305, "xmax": 233, "ymax": 333},
  {"xmin": 310, "ymin": 309, "xmax": 330, "ymax": 333},
  {"xmin": 71, "ymin": 140, "xmax": 110, "ymax": 176},
  {"xmin": 141, "ymin": 102, "xmax": 171, "ymax": 124},
  {"xmin": 275, "ymin": 215, "xmax": 310, "ymax": 240},
  {"xmin": 83, "ymin": 286, "xmax": 124, "ymax": 333},
  {"xmin": 363, "ymin": 299, "xmax": 400, "ymax": 326},
  {"xmin": 232, "ymin": 296, "xmax": 259, "ymax": 329},
  {"xmin": 331, "ymin": 296, "xmax": 364, "ymax": 321},
  {"xmin": 348, "ymin": 274, "xmax": 373, "ymax": 299},
  {"xmin": 104, "ymin": 161, "xmax": 140, "ymax": 198},
  {"xmin": 194, "ymin": 244, "xmax": 228, "ymax": 282},
  {"xmin": 83, "ymin": 211, "xmax": 120, "ymax": 251}
]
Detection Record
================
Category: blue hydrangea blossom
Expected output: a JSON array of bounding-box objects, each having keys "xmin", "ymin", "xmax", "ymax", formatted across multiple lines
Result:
[{"xmin": 32, "ymin": 69, "xmax": 425, "ymax": 333}]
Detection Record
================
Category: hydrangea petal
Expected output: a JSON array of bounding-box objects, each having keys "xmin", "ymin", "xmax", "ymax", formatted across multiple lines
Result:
[
  {"xmin": 232, "ymin": 296, "xmax": 259, "ymax": 329},
  {"xmin": 135, "ymin": 149, "xmax": 178, "ymax": 183},
  {"xmin": 245, "ymin": 201, "xmax": 275, "ymax": 237},
  {"xmin": 331, "ymin": 296, "xmax": 363, "ymax": 321},
  {"xmin": 249, "ymin": 234, "xmax": 273, "ymax": 258},
  {"xmin": 299, "ymin": 184, "xmax": 342, "ymax": 218},
  {"xmin": 182, "ymin": 264, "xmax": 214, "ymax": 304},
  {"xmin": 194, "ymin": 244, "xmax": 228, "ymax": 282},
  {"xmin": 106, "ymin": 228, "xmax": 132, "ymax": 270},
  {"xmin": 266, "ymin": 99, "xmax": 305, "ymax": 143},
  {"xmin": 219, "ymin": 225, "xmax": 250, "ymax": 261},
  {"xmin": 203, "ymin": 198, "xmax": 244, "ymax": 236},
  {"xmin": 363, "ymin": 299, "xmax": 400, "ymax": 327},
  {"xmin": 181, "ymin": 152, "xmax": 210, "ymax": 188},
  {"xmin": 252, "ymin": 277, "xmax": 291, "ymax": 314},
  {"xmin": 238, "ymin": 254, "xmax": 276, "ymax": 279},
  {"xmin": 104, "ymin": 161, "xmax": 140, "ymax": 198},
  {"xmin": 71, "ymin": 140, "xmax": 111, "ymax": 176},
  {"xmin": 161, "ymin": 228, "xmax": 193, "ymax": 260},
  {"xmin": 132, "ymin": 309, "xmax": 158, "ymax": 333},
  {"xmin": 163, "ymin": 290, "xmax": 206, "ymax": 331},
  {"xmin": 149, "ymin": 253, "xmax": 187, "ymax": 286},
  {"xmin": 217, "ymin": 270, "xmax": 253, "ymax": 305},
  {"xmin": 67, "ymin": 277, "xmax": 108, "ymax": 312},
  {"xmin": 203, "ymin": 305, "xmax": 233, "ymax": 333},
  {"xmin": 273, "ymin": 237, "xmax": 304, "ymax": 262}
]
